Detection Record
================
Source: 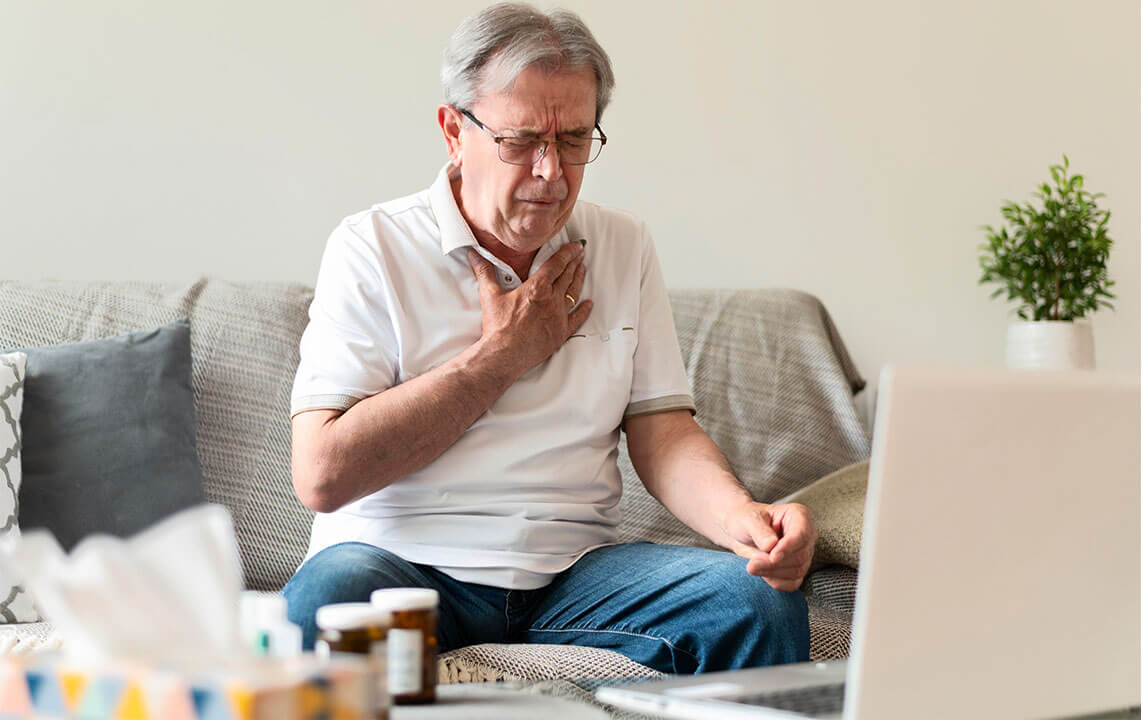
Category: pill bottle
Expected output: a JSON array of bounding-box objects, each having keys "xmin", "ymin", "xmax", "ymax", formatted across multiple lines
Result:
[
  {"xmin": 315, "ymin": 602, "xmax": 393, "ymax": 719},
  {"xmin": 239, "ymin": 591, "xmax": 301, "ymax": 658},
  {"xmin": 370, "ymin": 588, "xmax": 439, "ymax": 705}
]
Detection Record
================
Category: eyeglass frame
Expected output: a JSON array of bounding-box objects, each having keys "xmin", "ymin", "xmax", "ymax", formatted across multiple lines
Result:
[{"xmin": 457, "ymin": 107, "xmax": 607, "ymax": 166}]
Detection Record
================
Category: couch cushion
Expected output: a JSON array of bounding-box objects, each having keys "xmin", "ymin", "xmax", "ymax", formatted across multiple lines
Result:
[
  {"xmin": 803, "ymin": 565, "xmax": 858, "ymax": 614},
  {"xmin": 0, "ymin": 352, "xmax": 40, "ymax": 623},
  {"xmin": 17, "ymin": 320, "xmax": 205, "ymax": 550},
  {"xmin": 780, "ymin": 460, "xmax": 869, "ymax": 572},
  {"xmin": 0, "ymin": 280, "xmax": 315, "ymax": 590},
  {"xmin": 438, "ymin": 643, "xmax": 664, "ymax": 683},
  {"xmin": 617, "ymin": 289, "xmax": 870, "ymax": 549},
  {"xmin": 806, "ymin": 602, "xmax": 854, "ymax": 662}
]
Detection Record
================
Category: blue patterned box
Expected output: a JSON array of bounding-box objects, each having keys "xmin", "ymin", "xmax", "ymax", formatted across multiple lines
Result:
[{"xmin": 0, "ymin": 652, "xmax": 374, "ymax": 720}]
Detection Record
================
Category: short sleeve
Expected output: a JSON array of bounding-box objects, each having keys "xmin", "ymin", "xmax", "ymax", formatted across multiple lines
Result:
[
  {"xmin": 290, "ymin": 221, "xmax": 400, "ymax": 417},
  {"xmin": 625, "ymin": 224, "xmax": 695, "ymax": 420}
]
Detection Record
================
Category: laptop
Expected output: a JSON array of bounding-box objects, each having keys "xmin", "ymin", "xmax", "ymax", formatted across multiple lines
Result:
[{"xmin": 597, "ymin": 366, "xmax": 1141, "ymax": 719}]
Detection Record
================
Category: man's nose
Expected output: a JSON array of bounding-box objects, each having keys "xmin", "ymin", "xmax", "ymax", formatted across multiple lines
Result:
[{"xmin": 532, "ymin": 143, "xmax": 563, "ymax": 182}]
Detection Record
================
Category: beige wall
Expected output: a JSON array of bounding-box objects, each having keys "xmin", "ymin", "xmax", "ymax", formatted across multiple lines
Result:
[{"xmin": 5, "ymin": 1, "xmax": 1139, "ymax": 417}]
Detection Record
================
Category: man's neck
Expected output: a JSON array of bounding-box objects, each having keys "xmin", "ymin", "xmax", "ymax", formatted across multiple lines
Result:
[
  {"xmin": 451, "ymin": 172, "xmax": 538, "ymax": 281},
  {"xmin": 477, "ymin": 236, "xmax": 536, "ymax": 281}
]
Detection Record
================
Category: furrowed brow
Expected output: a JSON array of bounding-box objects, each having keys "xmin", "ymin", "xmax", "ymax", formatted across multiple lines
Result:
[
  {"xmin": 507, "ymin": 124, "xmax": 593, "ymax": 139},
  {"xmin": 558, "ymin": 126, "xmax": 593, "ymax": 138}
]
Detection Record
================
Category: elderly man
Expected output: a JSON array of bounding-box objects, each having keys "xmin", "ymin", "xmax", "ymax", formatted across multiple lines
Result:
[{"xmin": 284, "ymin": 3, "xmax": 816, "ymax": 674}]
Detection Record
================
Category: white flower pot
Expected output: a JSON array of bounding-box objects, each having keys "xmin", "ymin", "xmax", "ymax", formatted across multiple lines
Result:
[{"xmin": 1005, "ymin": 321, "xmax": 1095, "ymax": 370}]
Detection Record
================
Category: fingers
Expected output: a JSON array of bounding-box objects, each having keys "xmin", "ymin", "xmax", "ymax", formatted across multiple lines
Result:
[
  {"xmin": 565, "ymin": 298, "xmax": 593, "ymax": 334},
  {"xmin": 746, "ymin": 551, "xmax": 812, "ymax": 592},
  {"xmin": 720, "ymin": 503, "xmax": 777, "ymax": 561},
  {"xmin": 746, "ymin": 546, "xmax": 812, "ymax": 576},
  {"xmin": 769, "ymin": 504, "xmax": 816, "ymax": 559},
  {"xmin": 535, "ymin": 240, "xmax": 584, "ymax": 288},
  {"xmin": 744, "ymin": 546, "xmax": 808, "ymax": 590},
  {"xmin": 747, "ymin": 513, "xmax": 780, "ymax": 554},
  {"xmin": 737, "ymin": 502, "xmax": 817, "ymax": 592},
  {"xmin": 562, "ymin": 263, "xmax": 586, "ymax": 310},
  {"xmin": 467, "ymin": 250, "xmax": 503, "ymax": 300},
  {"xmin": 553, "ymin": 253, "xmax": 581, "ymax": 299}
]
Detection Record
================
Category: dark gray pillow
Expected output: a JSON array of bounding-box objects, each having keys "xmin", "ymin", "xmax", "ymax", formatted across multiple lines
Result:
[{"xmin": 17, "ymin": 319, "xmax": 205, "ymax": 549}]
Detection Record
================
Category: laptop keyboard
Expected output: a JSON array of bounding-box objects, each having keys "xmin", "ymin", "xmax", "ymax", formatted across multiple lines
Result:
[{"xmin": 737, "ymin": 682, "xmax": 846, "ymax": 716}]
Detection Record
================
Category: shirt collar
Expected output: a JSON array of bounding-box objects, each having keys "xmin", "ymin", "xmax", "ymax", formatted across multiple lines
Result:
[
  {"xmin": 427, "ymin": 162, "xmax": 578, "ymax": 263},
  {"xmin": 429, "ymin": 163, "xmax": 481, "ymax": 256}
]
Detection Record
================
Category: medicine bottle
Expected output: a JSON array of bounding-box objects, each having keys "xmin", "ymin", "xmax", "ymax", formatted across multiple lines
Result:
[
  {"xmin": 315, "ymin": 602, "xmax": 393, "ymax": 719},
  {"xmin": 370, "ymin": 588, "xmax": 439, "ymax": 704},
  {"xmin": 239, "ymin": 592, "xmax": 301, "ymax": 658}
]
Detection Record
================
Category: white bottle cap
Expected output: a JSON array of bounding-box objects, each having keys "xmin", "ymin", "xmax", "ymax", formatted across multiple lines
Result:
[
  {"xmin": 316, "ymin": 602, "xmax": 394, "ymax": 631},
  {"xmin": 252, "ymin": 593, "xmax": 288, "ymax": 624},
  {"xmin": 370, "ymin": 588, "xmax": 439, "ymax": 612}
]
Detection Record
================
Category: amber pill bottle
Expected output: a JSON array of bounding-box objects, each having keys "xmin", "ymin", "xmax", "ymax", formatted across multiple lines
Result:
[
  {"xmin": 370, "ymin": 588, "xmax": 439, "ymax": 705},
  {"xmin": 315, "ymin": 602, "xmax": 394, "ymax": 719}
]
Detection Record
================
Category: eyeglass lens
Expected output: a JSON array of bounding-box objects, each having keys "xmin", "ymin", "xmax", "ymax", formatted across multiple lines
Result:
[{"xmin": 497, "ymin": 137, "xmax": 604, "ymax": 166}]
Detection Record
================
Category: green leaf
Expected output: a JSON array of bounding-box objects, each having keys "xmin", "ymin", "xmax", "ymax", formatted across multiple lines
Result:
[{"xmin": 979, "ymin": 155, "xmax": 1114, "ymax": 319}]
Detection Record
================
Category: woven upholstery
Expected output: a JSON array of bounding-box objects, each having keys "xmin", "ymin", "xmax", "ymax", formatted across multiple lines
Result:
[
  {"xmin": 807, "ymin": 602, "xmax": 855, "ymax": 662},
  {"xmin": 0, "ymin": 279, "xmax": 868, "ymax": 678},
  {"xmin": 439, "ymin": 643, "xmax": 666, "ymax": 684},
  {"xmin": 803, "ymin": 565, "xmax": 859, "ymax": 614},
  {"xmin": 0, "ymin": 279, "xmax": 315, "ymax": 591},
  {"xmin": 617, "ymin": 290, "xmax": 869, "ymax": 548},
  {"xmin": 802, "ymin": 566, "xmax": 860, "ymax": 661}
]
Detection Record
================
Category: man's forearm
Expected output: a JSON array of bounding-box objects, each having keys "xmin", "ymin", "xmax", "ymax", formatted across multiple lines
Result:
[
  {"xmin": 292, "ymin": 337, "xmax": 521, "ymax": 512},
  {"xmin": 626, "ymin": 412, "xmax": 757, "ymax": 549}
]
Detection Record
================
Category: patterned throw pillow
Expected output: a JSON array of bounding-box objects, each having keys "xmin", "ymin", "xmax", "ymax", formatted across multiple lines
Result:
[{"xmin": 0, "ymin": 352, "xmax": 40, "ymax": 622}]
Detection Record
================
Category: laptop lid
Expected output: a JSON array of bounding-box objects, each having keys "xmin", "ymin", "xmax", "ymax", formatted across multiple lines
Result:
[{"xmin": 847, "ymin": 366, "xmax": 1140, "ymax": 719}]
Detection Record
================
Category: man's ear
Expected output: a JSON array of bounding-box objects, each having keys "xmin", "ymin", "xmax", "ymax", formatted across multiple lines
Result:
[{"xmin": 437, "ymin": 105, "xmax": 464, "ymax": 168}]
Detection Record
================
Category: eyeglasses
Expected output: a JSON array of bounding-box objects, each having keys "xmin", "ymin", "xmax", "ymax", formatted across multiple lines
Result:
[{"xmin": 458, "ymin": 108, "xmax": 607, "ymax": 166}]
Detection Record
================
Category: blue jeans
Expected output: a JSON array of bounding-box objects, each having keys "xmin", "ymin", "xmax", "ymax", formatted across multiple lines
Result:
[{"xmin": 282, "ymin": 541, "xmax": 809, "ymax": 674}]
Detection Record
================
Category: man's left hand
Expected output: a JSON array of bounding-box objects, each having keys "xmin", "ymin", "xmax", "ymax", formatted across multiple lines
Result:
[{"xmin": 721, "ymin": 502, "xmax": 817, "ymax": 592}]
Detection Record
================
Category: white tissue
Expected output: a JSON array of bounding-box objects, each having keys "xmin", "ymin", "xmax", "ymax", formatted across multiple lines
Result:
[{"xmin": 0, "ymin": 504, "xmax": 245, "ymax": 664}]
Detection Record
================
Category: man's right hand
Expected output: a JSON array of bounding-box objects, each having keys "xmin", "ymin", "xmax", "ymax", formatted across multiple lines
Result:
[{"xmin": 467, "ymin": 241, "xmax": 593, "ymax": 378}]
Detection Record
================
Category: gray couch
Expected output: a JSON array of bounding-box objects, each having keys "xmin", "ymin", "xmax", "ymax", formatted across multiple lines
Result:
[{"xmin": 0, "ymin": 279, "xmax": 869, "ymax": 680}]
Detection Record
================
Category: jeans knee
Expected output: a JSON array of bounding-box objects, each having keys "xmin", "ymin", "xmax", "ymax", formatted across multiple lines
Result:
[
  {"xmin": 751, "ymin": 585, "xmax": 809, "ymax": 664},
  {"xmin": 767, "ymin": 587, "xmax": 809, "ymax": 637},
  {"xmin": 282, "ymin": 543, "xmax": 408, "ymax": 649},
  {"xmin": 710, "ymin": 565, "xmax": 810, "ymax": 666}
]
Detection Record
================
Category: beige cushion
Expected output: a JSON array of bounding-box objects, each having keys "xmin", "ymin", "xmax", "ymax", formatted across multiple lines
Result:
[{"xmin": 781, "ymin": 460, "xmax": 869, "ymax": 572}]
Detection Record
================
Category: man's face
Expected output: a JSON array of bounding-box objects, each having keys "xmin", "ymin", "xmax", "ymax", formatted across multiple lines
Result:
[{"xmin": 452, "ymin": 65, "xmax": 598, "ymax": 255}]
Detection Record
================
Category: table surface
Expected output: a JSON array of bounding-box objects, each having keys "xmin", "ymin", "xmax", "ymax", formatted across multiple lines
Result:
[{"xmin": 391, "ymin": 683, "xmax": 611, "ymax": 719}]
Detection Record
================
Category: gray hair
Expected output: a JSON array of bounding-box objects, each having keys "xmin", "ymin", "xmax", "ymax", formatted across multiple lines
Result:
[{"xmin": 442, "ymin": 3, "xmax": 616, "ymax": 121}]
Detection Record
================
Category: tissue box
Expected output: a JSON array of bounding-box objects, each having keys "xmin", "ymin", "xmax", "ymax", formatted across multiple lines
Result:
[{"xmin": 0, "ymin": 652, "xmax": 374, "ymax": 720}]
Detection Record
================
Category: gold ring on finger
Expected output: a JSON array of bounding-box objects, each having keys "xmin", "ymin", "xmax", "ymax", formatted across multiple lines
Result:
[{"xmin": 565, "ymin": 293, "xmax": 576, "ymax": 305}]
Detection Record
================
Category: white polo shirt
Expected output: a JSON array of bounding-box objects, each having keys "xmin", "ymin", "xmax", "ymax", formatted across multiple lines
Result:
[{"xmin": 291, "ymin": 164, "xmax": 695, "ymax": 589}]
